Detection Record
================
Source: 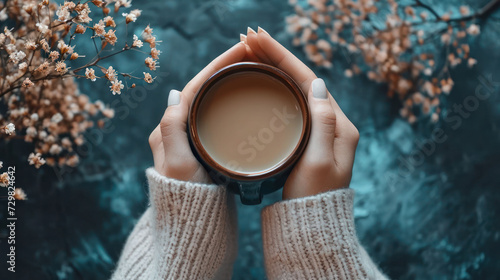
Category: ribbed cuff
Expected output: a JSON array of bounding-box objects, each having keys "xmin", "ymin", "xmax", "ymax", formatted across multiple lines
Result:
[
  {"xmin": 145, "ymin": 168, "xmax": 237, "ymax": 280},
  {"xmin": 261, "ymin": 189, "xmax": 370, "ymax": 280}
]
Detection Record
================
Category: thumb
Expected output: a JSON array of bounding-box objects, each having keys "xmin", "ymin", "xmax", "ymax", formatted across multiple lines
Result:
[
  {"xmin": 160, "ymin": 89, "xmax": 193, "ymax": 162},
  {"xmin": 305, "ymin": 78, "xmax": 336, "ymax": 162}
]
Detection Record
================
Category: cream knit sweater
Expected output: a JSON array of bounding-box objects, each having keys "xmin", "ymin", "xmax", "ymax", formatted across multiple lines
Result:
[{"xmin": 111, "ymin": 168, "xmax": 388, "ymax": 280}]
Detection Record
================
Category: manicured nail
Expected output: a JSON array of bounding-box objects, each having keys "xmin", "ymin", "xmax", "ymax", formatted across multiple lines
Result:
[
  {"xmin": 240, "ymin": 33, "xmax": 247, "ymax": 43},
  {"xmin": 168, "ymin": 89, "xmax": 181, "ymax": 106},
  {"xmin": 258, "ymin": 26, "xmax": 270, "ymax": 36},
  {"xmin": 312, "ymin": 78, "xmax": 327, "ymax": 99},
  {"xmin": 247, "ymin": 27, "xmax": 257, "ymax": 35}
]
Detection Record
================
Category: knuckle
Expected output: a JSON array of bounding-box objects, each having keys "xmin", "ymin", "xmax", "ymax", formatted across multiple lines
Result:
[
  {"xmin": 339, "ymin": 118, "xmax": 359, "ymax": 143},
  {"xmin": 148, "ymin": 131, "xmax": 157, "ymax": 147},
  {"xmin": 314, "ymin": 105, "xmax": 337, "ymax": 129},
  {"xmin": 349, "ymin": 123, "xmax": 360, "ymax": 142},
  {"xmin": 160, "ymin": 110, "xmax": 179, "ymax": 137},
  {"xmin": 148, "ymin": 125, "xmax": 161, "ymax": 149},
  {"xmin": 160, "ymin": 110, "xmax": 175, "ymax": 127}
]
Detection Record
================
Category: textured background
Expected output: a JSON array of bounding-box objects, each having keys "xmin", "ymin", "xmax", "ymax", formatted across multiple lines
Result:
[{"xmin": 1, "ymin": 0, "xmax": 500, "ymax": 279}]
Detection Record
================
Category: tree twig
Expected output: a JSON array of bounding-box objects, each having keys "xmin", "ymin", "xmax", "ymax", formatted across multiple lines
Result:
[{"xmin": 414, "ymin": 0, "xmax": 441, "ymax": 20}]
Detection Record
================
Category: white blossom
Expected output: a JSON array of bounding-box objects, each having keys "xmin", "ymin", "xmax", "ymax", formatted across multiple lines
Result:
[
  {"xmin": 467, "ymin": 24, "xmax": 480, "ymax": 36},
  {"xmin": 9, "ymin": 51, "xmax": 26, "ymax": 63},
  {"xmin": 0, "ymin": 9, "xmax": 8, "ymax": 21},
  {"xmin": 51, "ymin": 113, "xmax": 63, "ymax": 123},
  {"xmin": 4, "ymin": 123, "xmax": 15, "ymax": 135}
]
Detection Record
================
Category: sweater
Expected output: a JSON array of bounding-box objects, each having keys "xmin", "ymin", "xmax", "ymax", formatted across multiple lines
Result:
[{"xmin": 110, "ymin": 168, "xmax": 388, "ymax": 279}]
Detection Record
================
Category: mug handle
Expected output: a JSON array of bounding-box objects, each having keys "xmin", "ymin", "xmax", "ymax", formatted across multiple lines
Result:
[{"xmin": 238, "ymin": 182, "xmax": 263, "ymax": 205}]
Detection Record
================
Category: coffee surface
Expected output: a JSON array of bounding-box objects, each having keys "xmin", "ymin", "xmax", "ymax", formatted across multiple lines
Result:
[{"xmin": 196, "ymin": 71, "xmax": 303, "ymax": 174}]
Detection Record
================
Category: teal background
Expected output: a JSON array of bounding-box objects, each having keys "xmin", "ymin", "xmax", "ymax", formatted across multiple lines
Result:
[{"xmin": 1, "ymin": 0, "xmax": 500, "ymax": 279}]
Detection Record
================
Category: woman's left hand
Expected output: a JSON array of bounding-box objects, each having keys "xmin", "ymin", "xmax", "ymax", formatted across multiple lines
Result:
[{"xmin": 243, "ymin": 27, "xmax": 359, "ymax": 200}]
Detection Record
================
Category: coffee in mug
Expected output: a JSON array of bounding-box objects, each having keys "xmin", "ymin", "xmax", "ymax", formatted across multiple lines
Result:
[
  {"xmin": 196, "ymin": 71, "xmax": 303, "ymax": 174},
  {"xmin": 188, "ymin": 62, "xmax": 311, "ymax": 204}
]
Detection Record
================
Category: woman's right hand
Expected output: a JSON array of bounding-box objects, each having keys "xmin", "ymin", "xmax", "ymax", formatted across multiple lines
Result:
[
  {"xmin": 243, "ymin": 27, "xmax": 360, "ymax": 200},
  {"xmin": 148, "ymin": 42, "xmax": 254, "ymax": 184}
]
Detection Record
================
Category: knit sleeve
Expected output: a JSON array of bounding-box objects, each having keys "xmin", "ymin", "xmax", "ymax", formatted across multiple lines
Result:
[
  {"xmin": 111, "ymin": 168, "xmax": 238, "ymax": 280},
  {"xmin": 261, "ymin": 189, "xmax": 388, "ymax": 280}
]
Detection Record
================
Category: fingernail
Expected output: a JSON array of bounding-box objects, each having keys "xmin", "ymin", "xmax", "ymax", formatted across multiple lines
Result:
[
  {"xmin": 247, "ymin": 27, "xmax": 257, "ymax": 35},
  {"xmin": 240, "ymin": 33, "xmax": 247, "ymax": 43},
  {"xmin": 168, "ymin": 89, "xmax": 180, "ymax": 106},
  {"xmin": 258, "ymin": 26, "xmax": 270, "ymax": 36},
  {"xmin": 312, "ymin": 78, "xmax": 327, "ymax": 99}
]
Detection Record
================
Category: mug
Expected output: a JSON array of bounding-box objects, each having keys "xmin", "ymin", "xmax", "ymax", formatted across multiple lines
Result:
[{"xmin": 188, "ymin": 62, "xmax": 311, "ymax": 205}]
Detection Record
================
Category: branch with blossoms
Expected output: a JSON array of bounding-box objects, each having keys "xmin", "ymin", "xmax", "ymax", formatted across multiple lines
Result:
[
  {"xmin": 0, "ymin": 1, "xmax": 160, "ymax": 97},
  {"xmin": 0, "ymin": 0, "xmax": 160, "ymax": 181},
  {"xmin": 287, "ymin": 0, "xmax": 500, "ymax": 123}
]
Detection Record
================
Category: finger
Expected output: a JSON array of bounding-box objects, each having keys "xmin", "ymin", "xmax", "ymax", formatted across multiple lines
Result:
[
  {"xmin": 255, "ymin": 26, "xmax": 317, "ymax": 93},
  {"xmin": 160, "ymin": 89, "xmax": 193, "ymax": 161},
  {"xmin": 242, "ymin": 40, "xmax": 261, "ymax": 62},
  {"xmin": 246, "ymin": 27, "xmax": 273, "ymax": 64},
  {"xmin": 181, "ymin": 42, "xmax": 247, "ymax": 102},
  {"xmin": 240, "ymin": 34, "xmax": 261, "ymax": 62},
  {"xmin": 158, "ymin": 43, "xmax": 247, "ymax": 165},
  {"xmin": 332, "ymin": 115, "xmax": 359, "ymax": 172},
  {"xmin": 161, "ymin": 42, "xmax": 246, "ymax": 131},
  {"xmin": 305, "ymin": 78, "xmax": 336, "ymax": 161},
  {"xmin": 255, "ymin": 27, "xmax": 348, "ymax": 119},
  {"xmin": 309, "ymin": 79, "xmax": 359, "ymax": 171},
  {"xmin": 240, "ymin": 33, "xmax": 247, "ymax": 44},
  {"xmin": 254, "ymin": 29, "xmax": 359, "ymax": 171}
]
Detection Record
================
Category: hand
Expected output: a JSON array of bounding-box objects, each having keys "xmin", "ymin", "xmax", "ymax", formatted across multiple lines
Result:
[
  {"xmin": 148, "ymin": 42, "xmax": 254, "ymax": 183},
  {"xmin": 243, "ymin": 27, "xmax": 360, "ymax": 200}
]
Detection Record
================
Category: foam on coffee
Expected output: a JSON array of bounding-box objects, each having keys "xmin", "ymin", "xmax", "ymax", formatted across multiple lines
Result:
[{"xmin": 196, "ymin": 71, "xmax": 303, "ymax": 174}]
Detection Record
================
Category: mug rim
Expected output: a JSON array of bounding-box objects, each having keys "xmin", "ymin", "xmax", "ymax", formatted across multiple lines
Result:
[{"xmin": 188, "ymin": 62, "xmax": 311, "ymax": 181}]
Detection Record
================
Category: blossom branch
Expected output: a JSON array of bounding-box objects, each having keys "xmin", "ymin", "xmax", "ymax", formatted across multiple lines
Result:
[
  {"xmin": 0, "ymin": 0, "xmax": 159, "ymax": 173},
  {"xmin": 287, "ymin": 0, "xmax": 498, "ymax": 123}
]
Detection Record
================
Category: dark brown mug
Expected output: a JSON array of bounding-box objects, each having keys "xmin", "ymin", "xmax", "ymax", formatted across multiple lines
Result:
[{"xmin": 188, "ymin": 62, "xmax": 311, "ymax": 205}]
